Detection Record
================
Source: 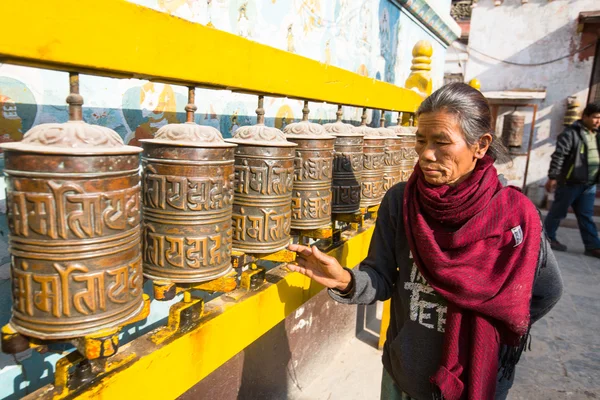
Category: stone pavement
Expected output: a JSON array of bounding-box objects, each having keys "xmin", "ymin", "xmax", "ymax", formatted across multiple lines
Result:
[
  {"xmin": 509, "ymin": 227, "xmax": 600, "ymax": 400},
  {"xmin": 294, "ymin": 227, "xmax": 600, "ymax": 400}
]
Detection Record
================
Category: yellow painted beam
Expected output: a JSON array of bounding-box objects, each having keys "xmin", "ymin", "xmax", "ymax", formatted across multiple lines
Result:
[
  {"xmin": 378, "ymin": 300, "xmax": 391, "ymax": 350},
  {"xmin": 0, "ymin": 0, "xmax": 422, "ymax": 113},
  {"xmin": 26, "ymin": 226, "xmax": 374, "ymax": 400}
]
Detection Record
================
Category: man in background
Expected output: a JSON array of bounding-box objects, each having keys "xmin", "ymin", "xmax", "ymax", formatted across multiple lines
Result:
[{"xmin": 545, "ymin": 102, "xmax": 600, "ymax": 258}]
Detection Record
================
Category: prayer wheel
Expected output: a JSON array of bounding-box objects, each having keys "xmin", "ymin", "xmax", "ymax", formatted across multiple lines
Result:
[
  {"xmin": 378, "ymin": 111, "xmax": 402, "ymax": 191},
  {"xmin": 394, "ymin": 116, "xmax": 418, "ymax": 183},
  {"xmin": 1, "ymin": 74, "xmax": 144, "ymax": 340},
  {"xmin": 353, "ymin": 108, "xmax": 385, "ymax": 208},
  {"xmin": 323, "ymin": 105, "xmax": 363, "ymax": 214},
  {"xmin": 141, "ymin": 88, "xmax": 236, "ymax": 283},
  {"xmin": 284, "ymin": 101, "xmax": 335, "ymax": 230},
  {"xmin": 226, "ymin": 96, "xmax": 296, "ymax": 254},
  {"xmin": 502, "ymin": 111, "xmax": 525, "ymax": 148}
]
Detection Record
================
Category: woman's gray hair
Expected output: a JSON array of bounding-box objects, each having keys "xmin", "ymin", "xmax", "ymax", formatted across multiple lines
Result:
[{"xmin": 416, "ymin": 82, "xmax": 510, "ymax": 164}]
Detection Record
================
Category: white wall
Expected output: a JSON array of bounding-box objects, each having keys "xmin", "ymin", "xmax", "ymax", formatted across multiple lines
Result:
[{"xmin": 465, "ymin": 0, "xmax": 598, "ymax": 195}]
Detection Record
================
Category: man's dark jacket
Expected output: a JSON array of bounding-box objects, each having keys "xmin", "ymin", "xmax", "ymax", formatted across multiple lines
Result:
[{"xmin": 548, "ymin": 120, "xmax": 600, "ymax": 184}]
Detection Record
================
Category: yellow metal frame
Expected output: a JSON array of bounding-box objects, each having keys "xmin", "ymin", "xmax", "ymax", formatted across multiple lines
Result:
[
  {"xmin": 0, "ymin": 0, "xmax": 422, "ymax": 112},
  {"xmin": 26, "ymin": 227, "xmax": 374, "ymax": 400},
  {"xmin": 0, "ymin": 2, "xmax": 427, "ymax": 397}
]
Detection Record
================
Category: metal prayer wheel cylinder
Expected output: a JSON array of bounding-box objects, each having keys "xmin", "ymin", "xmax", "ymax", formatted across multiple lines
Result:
[
  {"xmin": 141, "ymin": 123, "xmax": 236, "ymax": 283},
  {"xmin": 284, "ymin": 118, "xmax": 335, "ymax": 230},
  {"xmin": 379, "ymin": 127, "xmax": 402, "ymax": 191},
  {"xmin": 394, "ymin": 125, "xmax": 418, "ymax": 183},
  {"xmin": 226, "ymin": 121, "xmax": 296, "ymax": 254},
  {"xmin": 502, "ymin": 112, "xmax": 525, "ymax": 148},
  {"xmin": 324, "ymin": 119, "xmax": 364, "ymax": 214},
  {"xmin": 1, "ymin": 122, "xmax": 144, "ymax": 340},
  {"xmin": 353, "ymin": 125, "xmax": 385, "ymax": 208}
]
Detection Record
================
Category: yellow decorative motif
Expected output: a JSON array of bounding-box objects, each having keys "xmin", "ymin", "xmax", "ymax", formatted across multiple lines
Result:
[
  {"xmin": 469, "ymin": 78, "xmax": 481, "ymax": 91},
  {"xmin": 405, "ymin": 40, "xmax": 433, "ymax": 98},
  {"xmin": 287, "ymin": 24, "xmax": 295, "ymax": 53}
]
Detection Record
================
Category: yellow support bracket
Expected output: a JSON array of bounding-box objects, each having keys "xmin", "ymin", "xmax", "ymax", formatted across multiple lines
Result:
[
  {"xmin": 24, "ymin": 227, "xmax": 374, "ymax": 400},
  {"xmin": 291, "ymin": 226, "xmax": 333, "ymax": 240}
]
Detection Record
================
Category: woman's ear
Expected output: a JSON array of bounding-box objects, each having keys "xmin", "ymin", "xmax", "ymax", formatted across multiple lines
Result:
[{"xmin": 475, "ymin": 133, "xmax": 493, "ymax": 159}]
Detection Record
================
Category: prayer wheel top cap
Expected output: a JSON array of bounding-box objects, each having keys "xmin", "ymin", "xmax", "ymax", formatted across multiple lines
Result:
[
  {"xmin": 352, "ymin": 125, "xmax": 380, "ymax": 137},
  {"xmin": 226, "ymin": 123, "xmax": 297, "ymax": 147},
  {"xmin": 283, "ymin": 121, "xmax": 335, "ymax": 140},
  {"xmin": 141, "ymin": 122, "xmax": 236, "ymax": 148},
  {"xmin": 377, "ymin": 127, "xmax": 398, "ymax": 137},
  {"xmin": 0, "ymin": 120, "xmax": 142, "ymax": 155},
  {"xmin": 323, "ymin": 122, "xmax": 364, "ymax": 137},
  {"xmin": 394, "ymin": 125, "xmax": 417, "ymax": 136}
]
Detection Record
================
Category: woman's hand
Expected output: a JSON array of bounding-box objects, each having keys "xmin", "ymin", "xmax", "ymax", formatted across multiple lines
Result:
[{"xmin": 287, "ymin": 244, "xmax": 352, "ymax": 291}]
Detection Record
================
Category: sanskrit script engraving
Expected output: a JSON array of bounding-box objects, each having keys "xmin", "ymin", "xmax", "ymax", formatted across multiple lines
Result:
[
  {"xmin": 234, "ymin": 160, "xmax": 294, "ymax": 195},
  {"xmin": 294, "ymin": 156, "xmax": 333, "ymax": 181},
  {"xmin": 144, "ymin": 167, "xmax": 233, "ymax": 211},
  {"xmin": 8, "ymin": 181, "xmax": 140, "ymax": 240},
  {"xmin": 333, "ymin": 153, "xmax": 362, "ymax": 172},
  {"xmin": 363, "ymin": 153, "xmax": 385, "ymax": 170},
  {"xmin": 332, "ymin": 185, "xmax": 361, "ymax": 205},
  {"xmin": 362, "ymin": 181, "xmax": 384, "ymax": 199},
  {"xmin": 384, "ymin": 150, "xmax": 403, "ymax": 166},
  {"xmin": 383, "ymin": 175, "xmax": 395, "ymax": 191},
  {"xmin": 144, "ymin": 225, "xmax": 232, "ymax": 269},
  {"xmin": 232, "ymin": 208, "xmax": 291, "ymax": 242},
  {"xmin": 12, "ymin": 258, "xmax": 142, "ymax": 318},
  {"xmin": 291, "ymin": 194, "xmax": 331, "ymax": 219}
]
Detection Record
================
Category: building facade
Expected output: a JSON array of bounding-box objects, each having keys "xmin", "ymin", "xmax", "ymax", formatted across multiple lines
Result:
[{"xmin": 447, "ymin": 0, "xmax": 600, "ymax": 203}]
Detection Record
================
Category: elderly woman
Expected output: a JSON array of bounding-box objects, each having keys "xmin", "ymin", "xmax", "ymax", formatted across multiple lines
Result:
[{"xmin": 288, "ymin": 83, "xmax": 563, "ymax": 400}]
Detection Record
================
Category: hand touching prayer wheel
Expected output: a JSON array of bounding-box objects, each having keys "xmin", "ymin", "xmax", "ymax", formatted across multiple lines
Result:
[
  {"xmin": 226, "ymin": 96, "xmax": 296, "ymax": 254},
  {"xmin": 283, "ymin": 101, "xmax": 335, "ymax": 230},
  {"xmin": 141, "ymin": 87, "xmax": 236, "ymax": 283},
  {"xmin": 323, "ymin": 105, "xmax": 364, "ymax": 214},
  {"xmin": 1, "ymin": 73, "xmax": 144, "ymax": 340},
  {"xmin": 352, "ymin": 108, "xmax": 385, "ymax": 207}
]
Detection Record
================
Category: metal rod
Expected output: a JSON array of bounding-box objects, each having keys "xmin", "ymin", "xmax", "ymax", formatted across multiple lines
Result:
[
  {"xmin": 397, "ymin": 112, "xmax": 402, "ymax": 126},
  {"xmin": 360, "ymin": 107, "xmax": 367, "ymax": 126},
  {"xmin": 256, "ymin": 95, "xmax": 265, "ymax": 125},
  {"xmin": 66, "ymin": 72, "xmax": 83, "ymax": 121},
  {"xmin": 185, "ymin": 87, "xmax": 197, "ymax": 123},
  {"xmin": 302, "ymin": 101, "xmax": 309, "ymax": 122},
  {"xmin": 380, "ymin": 110, "xmax": 386, "ymax": 128},
  {"xmin": 336, "ymin": 105, "xmax": 343, "ymax": 123}
]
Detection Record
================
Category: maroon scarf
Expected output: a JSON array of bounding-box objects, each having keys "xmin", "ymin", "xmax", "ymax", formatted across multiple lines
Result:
[{"xmin": 403, "ymin": 156, "xmax": 542, "ymax": 400}]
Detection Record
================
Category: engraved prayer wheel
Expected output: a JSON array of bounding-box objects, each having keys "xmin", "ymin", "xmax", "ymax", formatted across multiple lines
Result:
[
  {"xmin": 378, "ymin": 111, "xmax": 402, "ymax": 191},
  {"xmin": 284, "ymin": 101, "xmax": 335, "ymax": 230},
  {"xmin": 394, "ymin": 114, "xmax": 418, "ymax": 183},
  {"xmin": 353, "ymin": 108, "xmax": 385, "ymax": 208},
  {"xmin": 141, "ymin": 88, "xmax": 236, "ymax": 283},
  {"xmin": 323, "ymin": 105, "xmax": 364, "ymax": 214},
  {"xmin": 226, "ymin": 96, "xmax": 296, "ymax": 254},
  {"xmin": 1, "ymin": 73, "xmax": 144, "ymax": 340},
  {"xmin": 502, "ymin": 111, "xmax": 525, "ymax": 148}
]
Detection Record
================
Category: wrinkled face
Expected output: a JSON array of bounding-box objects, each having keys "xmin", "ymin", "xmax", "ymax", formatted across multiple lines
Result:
[
  {"xmin": 582, "ymin": 112, "xmax": 600, "ymax": 131},
  {"xmin": 415, "ymin": 111, "xmax": 490, "ymax": 186}
]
